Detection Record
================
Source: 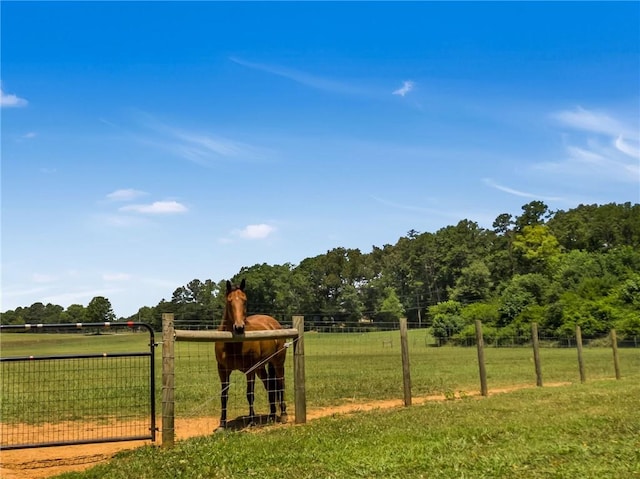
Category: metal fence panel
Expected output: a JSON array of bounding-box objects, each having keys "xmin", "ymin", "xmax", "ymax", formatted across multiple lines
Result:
[{"xmin": 0, "ymin": 322, "xmax": 156, "ymax": 450}]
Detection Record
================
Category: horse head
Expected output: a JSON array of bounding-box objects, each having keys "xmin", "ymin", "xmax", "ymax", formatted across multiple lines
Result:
[{"xmin": 225, "ymin": 278, "xmax": 247, "ymax": 334}]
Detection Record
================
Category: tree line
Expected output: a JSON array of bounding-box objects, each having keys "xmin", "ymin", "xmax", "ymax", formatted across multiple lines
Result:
[{"xmin": 2, "ymin": 201, "xmax": 639, "ymax": 342}]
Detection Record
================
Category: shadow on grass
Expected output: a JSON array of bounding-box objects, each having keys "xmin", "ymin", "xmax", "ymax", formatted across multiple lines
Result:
[{"xmin": 218, "ymin": 413, "xmax": 288, "ymax": 432}]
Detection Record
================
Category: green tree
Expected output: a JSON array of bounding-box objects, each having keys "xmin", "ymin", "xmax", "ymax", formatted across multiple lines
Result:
[
  {"xmin": 429, "ymin": 300, "xmax": 464, "ymax": 343},
  {"xmin": 513, "ymin": 225, "xmax": 562, "ymax": 273},
  {"xmin": 86, "ymin": 296, "xmax": 116, "ymax": 323},
  {"xmin": 515, "ymin": 200, "xmax": 550, "ymax": 232},
  {"xmin": 497, "ymin": 274, "xmax": 550, "ymax": 328},
  {"xmin": 376, "ymin": 287, "xmax": 405, "ymax": 323},
  {"xmin": 460, "ymin": 301, "xmax": 500, "ymax": 326},
  {"xmin": 135, "ymin": 306, "xmax": 159, "ymax": 330},
  {"xmin": 24, "ymin": 302, "xmax": 46, "ymax": 323},
  {"xmin": 339, "ymin": 284, "xmax": 366, "ymax": 323},
  {"xmin": 61, "ymin": 304, "xmax": 87, "ymax": 323},
  {"xmin": 450, "ymin": 260, "xmax": 493, "ymax": 303}
]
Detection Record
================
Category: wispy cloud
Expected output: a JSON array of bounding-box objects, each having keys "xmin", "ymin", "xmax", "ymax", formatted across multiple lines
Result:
[
  {"xmin": 615, "ymin": 135, "xmax": 640, "ymax": 160},
  {"xmin": 392, "ymin": 80, "xmax": 415, "ymax": 97},
  {"xmin": 482, "ymin": 179, "xmax": 565, "ymax": 201},
  {"xmin": 230, "ymin": 56, "xmax": 364, "ymax": 95},
  {"xmin": 132, "ymin": 112, "xmax": 270, "ymax": 167},
  {"xmin": 106, "ymin": 188, "xmax": 148, "ymax": 202},
  {"xmin": 552, "ymin": 106, "xmax": 634, "ymax": 138},
  {"xmin": 0, "ymin": 83, "xmax": 28, "ymax": 108},
  {"xmin": 119, "ymin": 201, "xmax": 188, "ymax": 215},
  {"xmin": 541, "ymin": 106, "xmax": 640, "ymax": 183}
]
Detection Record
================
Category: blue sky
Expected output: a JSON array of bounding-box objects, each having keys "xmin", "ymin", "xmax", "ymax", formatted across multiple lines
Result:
[{"xmin": 2, "ymin": 2, "xmax": 639, "ymax": 318}]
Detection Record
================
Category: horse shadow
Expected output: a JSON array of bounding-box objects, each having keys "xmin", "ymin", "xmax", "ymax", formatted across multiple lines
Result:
[{"xmin": 219, "ymin": 414, "xmax": 286, "ymax": 432}]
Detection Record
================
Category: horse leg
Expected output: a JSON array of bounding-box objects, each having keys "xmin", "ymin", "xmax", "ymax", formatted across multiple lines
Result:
[
  {"xmin": 217, "ymin": 366, "xmax": 231, "ymax": 432},
  {"xmin": 274, "ymin": 361, "xmax": 287, "ymax": 422},
  {"xmin": 262, "ymin": 364, "xmax": 277, "ymax": 422},
  {"xmin": 246, "ymin": 371, "xmax": 257, "ymax": 426}
]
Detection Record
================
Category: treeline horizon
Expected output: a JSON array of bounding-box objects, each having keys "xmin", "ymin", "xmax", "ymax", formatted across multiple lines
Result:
[{"xmin": 2, "ymin": 201, "xmax": 639, "ymax": 342}]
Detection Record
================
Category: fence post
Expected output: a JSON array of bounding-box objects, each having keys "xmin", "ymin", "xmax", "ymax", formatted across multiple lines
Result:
[
  {"xmin": 292, "ymin": 315, "xmax": 306, "ymax": 424},
  {"xmin": 399, "ymin": 317, "xmax": 412, "ymax": 406},
  {"xmin": 475, "ymin": 320, "xmax": 488, "ymax": 396},
  {"xmin": 611, "ymin": 329, "xmax": 621, "ymax": 380},
  {"xmin": 162, "ymin": 313, "xmax": 175, "ymax": 448},
  {"xmin": 531, "ymin": 322, "xmax": 543, "ymax": 387},
  {"xmin": 575, "ymin": 325, "xmax": 586, "ymax": 383}
]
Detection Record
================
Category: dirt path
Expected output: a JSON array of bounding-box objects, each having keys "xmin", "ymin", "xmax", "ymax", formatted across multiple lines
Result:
[{"xmin": 0, "ymin": 382, "xmax": 570, "ymax": 479}]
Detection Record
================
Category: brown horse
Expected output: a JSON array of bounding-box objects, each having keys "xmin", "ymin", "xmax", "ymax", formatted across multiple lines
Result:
[{"xmin": 214, "ymin": 279, "xmax": 287, "ymax": 430}]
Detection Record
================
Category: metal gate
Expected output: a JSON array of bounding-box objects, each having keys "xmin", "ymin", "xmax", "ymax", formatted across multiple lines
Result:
[{"xmin": 0, "ymin": 322, "xmax": 157, "ymax": 450}]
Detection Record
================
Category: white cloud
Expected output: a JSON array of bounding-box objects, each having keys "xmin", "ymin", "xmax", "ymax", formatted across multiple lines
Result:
[
  {"xmin": 237, "ymin": 223, "xmax": 276, "ymax": 240},
  {"xmin": 482, "ymin": 178, "xmax": 565, "ymax": 201},
  {"xmin": 392, "ymin": 80, "xmax": 415, "ymax": 97},
  {"xmin": 106, "ymin": 188, "xmax": 148, "ymax": 202},
  {"xmin": 119, "ymin": 201, "xmax": 188, "ymax": 214},
  {"xmin": 0, "ymin": 84, "xmax": 28, "ymax": 108}
]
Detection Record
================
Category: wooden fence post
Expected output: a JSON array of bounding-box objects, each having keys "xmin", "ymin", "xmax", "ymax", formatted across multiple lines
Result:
[
  {"xmin": 576, "ymin": 325, "xmax": 586, "ymax": 383},
  {"xmin": 611, "ymin": 329, "xmax": 621, "ymax": 380},
  {"xmin": 161, "ymin": 313, "xmax": 175, "ymax": 448},
  {"xmin": 292, "ymin": 315, "xmax": 307, "ymax": 424},
  {"xmin": 399, "ymin": 317, "xmax": 412, "ymax": 406},
  {"xmin": 531, "ymin": 322, "xmax": 543, "ymax": 387},
  {"xmin": 475, "ymin": 320, "xmax": 488, "ymax": 396}
]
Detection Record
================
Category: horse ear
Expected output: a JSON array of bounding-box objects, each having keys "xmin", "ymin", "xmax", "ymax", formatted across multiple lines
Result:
[
  {"xmin": 226, "ymin": 280, "xmax": 232, "ymax": 294},
  {"xmin": 240, "ymin": 278, "xmax": 246, "ymax": 291}
]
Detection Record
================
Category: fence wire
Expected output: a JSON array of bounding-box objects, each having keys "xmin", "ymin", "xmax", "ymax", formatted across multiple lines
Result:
[
  {"xmin": 1, "ymin": 355, "xmax": 153, "ymax": 449},
  {"xmin": 0, "ymin": 323, "xmax": 156, "ymax": 450}
]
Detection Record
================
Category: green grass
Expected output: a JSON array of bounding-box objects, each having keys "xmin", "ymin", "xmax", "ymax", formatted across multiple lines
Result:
[
  {"xmin": 2, "ymin": 329, "xmax": 639, "ymax": 425},
  {"xmin": 54, "ymin": 379, "xmax": 640, "ymax": 479},
  {"xmin": 0, "ymin": 330, "xmax": 154, "ymax": 356}
]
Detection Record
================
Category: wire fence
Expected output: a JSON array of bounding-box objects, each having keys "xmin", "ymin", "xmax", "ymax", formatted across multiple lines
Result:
[
  {"xmin": 170, "ymin": 319, "xmax": 639, "ymax": 436},
  {"xmin": 0, "ymin": 323, "xmax": 156, "ymax": 450},
  {"xmin": 2, "ymin": 319, "xmax": 638, "ymax": 449}
]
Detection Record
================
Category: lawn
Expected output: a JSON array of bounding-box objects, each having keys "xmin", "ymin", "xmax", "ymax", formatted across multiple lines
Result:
[
  {"xmin": 2, "ymin": 328, "xmax": 638, "ymax": 425},
  {"xmin": 53, "ymin": 379, "xmax": 640, "ymax": 479}
]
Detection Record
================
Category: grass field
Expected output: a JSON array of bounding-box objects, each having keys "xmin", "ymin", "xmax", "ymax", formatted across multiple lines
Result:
[
  {"xmin": 52, "ymin": 379, "xmax": 640, "ymax": 479},
  {"xmin": 2, "ymin": 329, "xmax": 639, "ymax": 477},
  {"xmin": 2, "ymin": 329, "xmax": 639, "ymax": 424}
]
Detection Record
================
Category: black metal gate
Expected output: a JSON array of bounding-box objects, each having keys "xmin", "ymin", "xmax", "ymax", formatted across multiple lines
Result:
[{"xmin": 0, "ymin": 322, "xmax": 157, "ymax": 450}]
